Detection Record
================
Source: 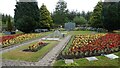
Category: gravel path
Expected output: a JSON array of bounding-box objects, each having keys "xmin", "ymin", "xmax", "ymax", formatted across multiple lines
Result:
[{"xmin": 2, "ymin": 35, "xmax": 71, "ymax": 66}]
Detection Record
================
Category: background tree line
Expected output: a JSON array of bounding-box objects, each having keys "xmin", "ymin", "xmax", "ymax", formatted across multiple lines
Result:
[
  {"xmin": 14, "ymin": 2, "xmax": 53, "ymax": 33},
  {"xmin": 2, "ymin": 14, "xmax": 13, "ymax": 32},
  {"xmin": 90, "ymin": 1, "xmax": 120, "ymax": 32},
  {"xmin": 14, "ymin": 0, "xmax": 92, "ymax": 33},
  {"xmin": 51, "ymin": 0, "xmax": 92, "ymax": 27},
  {"xmin": 14, "ymin": 0, "xmax": 120, "ymax": 33}
]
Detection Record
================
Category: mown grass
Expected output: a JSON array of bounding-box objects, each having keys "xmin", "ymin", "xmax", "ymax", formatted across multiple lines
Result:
[
  {"xmin": 54, "ymin": 51, "xmax": 120, "ymax": 66},
  {"xmin": 62, "ymin": 36, "xmax": 74, "ymax": 53},
  {"xmin": 1, "ymin": 31, "xmax": 52, "ymax": 37},
  {"xmin": 0, "ymin": 33, "xmax": 2, "ymax": 36},
  {"xmin": 2, "ymin": 41, "xmax": 58, "ymax": 62},
  {"xmin": 67, "ymin": 31, "xmax": 97, "ymax": 35}
]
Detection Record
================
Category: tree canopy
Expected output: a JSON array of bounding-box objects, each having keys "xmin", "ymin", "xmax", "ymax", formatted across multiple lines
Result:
[
  {"xmin": 89, "ymin": 1, "xmax": 103, "ymax": 28},
  {"xmin": 89, "ymin": 1, "xmax": 120, "ymax": 32},
  {"xmin": 14, "ymin": 2, "xmax": 40, "ymax": 33},
  {"xmin": 73, "ymin": 16, "xmax": 87, "ymax": 26},
  {"xmin": 39, "ymin": 4, "xmax": 53, "ymax": 30},
  {"xmin": 52, "ymin": 0, "xmax": 68, "ymax": 26},
  {"xmin": 102, "ymin": 2, "xmax": 120, "ymax": 32}
]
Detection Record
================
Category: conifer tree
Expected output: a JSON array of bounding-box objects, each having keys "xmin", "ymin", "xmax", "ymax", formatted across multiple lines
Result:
[
  {"xmin": 7, "ymin": 15, "xmax": 13, "ymax": 32},
  {"xmin": 14, "ymin": 1, "xmax": 40, "ymax": 33},
  {"xmin": 39, "ymin": 4, "xmax": 53, "ymax": 30},
  {"xmin": 52, "ymin": 0, "xmax": 68, "ymax": 26},
  {"xmin": 89, "ymin": 1, "xmax": 103, "ymax": 28}
]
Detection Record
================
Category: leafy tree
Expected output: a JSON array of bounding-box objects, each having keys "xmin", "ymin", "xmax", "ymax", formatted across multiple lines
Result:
[
  {"xmin": 102, "ymin": 2, "xmax": 120, "ymax": 32},
  {"xmin": 90, "ymin": 1, "xmax": 120, "ymax": 32},
  {"xmin": 67, "ymin": 10, "xmax": 77, "ymax": 22},
  {"xmin": 86, "ymin": 11, "xmax": 92, "ymax": 21},
  {"xmin": 118, "ymin": 2, "xmax": 120, "ymax": 26},
  {"xmin": 7, "ymin": 15, "xmax": 13, "ymax": 32},
  {"xmin": 14, "ymin": 2, "xmax": 40, "ymax": 33},
  {"xmin": 73, "ymin": 16, "xmax": 87, "ymax": 26},
  {"xmin": 89, "ymin": 1, "xmax": 103, "ymax": 28},
  {"xmin": 52, "ymin": 0, "xmax": 68, "ymax": 26},
  {"xmin": 39, "ymin": 4, "xmax": 53, "ymax": 30},
  {"xmin": 81, "ymin": 11, "xmax": 86, "ymax": 18}
]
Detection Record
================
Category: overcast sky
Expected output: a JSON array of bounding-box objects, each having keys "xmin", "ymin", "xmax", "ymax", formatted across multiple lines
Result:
[{"xmin": 0, "ymin": 0, "xmax": 101, "ymax": 17}]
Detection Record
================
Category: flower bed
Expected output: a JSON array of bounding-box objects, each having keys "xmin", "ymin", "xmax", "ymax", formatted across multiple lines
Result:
[
  {"xmin": 23, "ymin": 41, "xmax": 47, "ymax": 52},
  {"xmin": 1, "ymin": 33, "xmax": 41, "ymax": 48},
  {"xmin": 59, "ymin": 33, "xmax": 120, "ymax": 59},
  {"xmin": 0, "ymin": 34, "xmax": 21, "ymax": 42}
]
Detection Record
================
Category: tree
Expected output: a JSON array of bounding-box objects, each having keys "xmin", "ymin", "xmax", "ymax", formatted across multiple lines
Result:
[
  {"xmin": 14, "ymin": 2, "xmax": 40, "ymax": 33},
  {"xmin": 52, "ymin": 0, "xmax": 68, "ymax": 26},
  {"xmin": 86, "ymin": 11, "xmax": 92, "ymax": 21},
  {"xmin": 73, "ymin": 16, "xmax": 87, "ymax": 26},
  {"xmin": 67, "ymin": 10, "xmax": 77, "ymax": 22},
  {"xmin": 89, "ymin": 1, "xmax": 103, "ymax": 28},
  {"xmin": 7, "ymin": 15, "xmax": 13, "ymax": 32},
  {"xmin": 2, "ymin": 14, "xmax": 5, "ymax": 24},
  {"xmin": 2, "ymin": 14, "xmax": 8, "ymax": 24},
  {"xmin": 16, "ymin": 16, "xmax": 36, "ymax": 33},
  {"xmin": 39, "ymin": 4, "xmax": 53, "ymax": 30},
  {"xmin": 102, "ymin": 2, "xmax": 120, "ymax": 32},
  {"xmin": 81, "ymin": 11, "xmax": 86, "ymax": 18}
]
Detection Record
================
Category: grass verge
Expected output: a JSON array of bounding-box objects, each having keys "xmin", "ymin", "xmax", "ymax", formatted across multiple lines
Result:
[
  {"xmin": 54, "ymin": 52, "xmax": 120, "ymax": 66},
  {"xmin": 2, "ymin": 41, "xmax": 58, "ymax": 62}
]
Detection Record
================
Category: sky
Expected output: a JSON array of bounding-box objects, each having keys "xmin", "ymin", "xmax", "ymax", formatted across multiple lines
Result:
[{"xmin": 0, "ymin": 0, "xmax": 101, "ymax": 17}]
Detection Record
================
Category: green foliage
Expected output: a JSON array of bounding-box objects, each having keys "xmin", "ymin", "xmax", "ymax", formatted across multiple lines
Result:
[
  {"xmin": 90, "ymin": 1, "xmax": 120, "ymax": 32},
  {"xmin": 39, "ymin": 4, "xmax": 53, "ymax": 30},
  {"xmin": 2, "ymin": 14, "xmax": 13, "ymax": 31},
  {"xmin": 89, "ymin": 1, "xmax": 103, "ymax": 28},
  {"xmin": 81, "ymin": 11, "xmax": 86, "ymax": 18},
  {"xmin": 52, "ymin": 0, "xmax": 68, "ymax": 26},
  {"xmin": 16, "ymin": 16, "xmax": 36, "ymax": 33},
  {"xmin": 14, "ymin": 2, "xmax": 40, "ymax": 33},
  {"xmin": 86, "ymin": 12, "xmax": 92, "ymax": 21},
  {"xmin": 73, "ymin": 16, "xmax": 87, "ymax": 26},
  {"xmin": 2, "ymin": 14, "xmax": 5, "ymax": 24},
  {"xmin": 7, "ymin": 15, "xmax": 13, "ymax": 31},
  {"xmin": 67, "ymin": 11, "xmax": 77, "ymax": 22},
  {"xmin": 2, "ymin": 14, "xmax": 10, "ymax": 25},
  {"xmin": 102, "ymin": 2, "xmax": 120, "ymax": 32},
  {"xmin": 64, "ymin": 62, "xmax": 79, "ymax": 66}
]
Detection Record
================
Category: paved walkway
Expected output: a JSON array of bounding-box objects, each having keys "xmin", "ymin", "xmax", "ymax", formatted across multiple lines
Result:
[
  {"xmin": 2, "ymin": 35, "xmax": 71, "ymax": 66},
  {"xmin": 37, "ymin": 35, "xmax": 71, "ymax": 66}
]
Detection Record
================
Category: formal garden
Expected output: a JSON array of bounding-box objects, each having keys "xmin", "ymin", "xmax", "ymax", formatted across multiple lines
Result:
[
  {"xmin": 0, "ymin": 0, "xmax": 120, "ymax": 67},
  {"xmin": 54, "ymin": 31, "xmax": 120, "ymax": 66}
]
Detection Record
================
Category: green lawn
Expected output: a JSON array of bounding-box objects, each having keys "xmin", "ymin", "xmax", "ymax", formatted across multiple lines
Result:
[
  {"xmin": 114, "ymin": 30, "xmax": 120, "ymax": 34},
  {"xmin": 54, "ymin": 52, "xmax": 120, "ymax": 66},
  {"xmin": 0, "ymin": 31, "xmax": 53, "ymax": 37},
  {"xmin": 62, "ymin": 35, "xmax": 74, "ymax": 53},
  {"xmin": 2, "ymin": 41, "xmax": 58, "ymax": 62},
  {"xmin": 67, "ymin": 31, "xmax": 97, "ymax": 35},
  {"xmin": 0, "ymin": 33, "xmax": 2, "ymax": 36}
]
